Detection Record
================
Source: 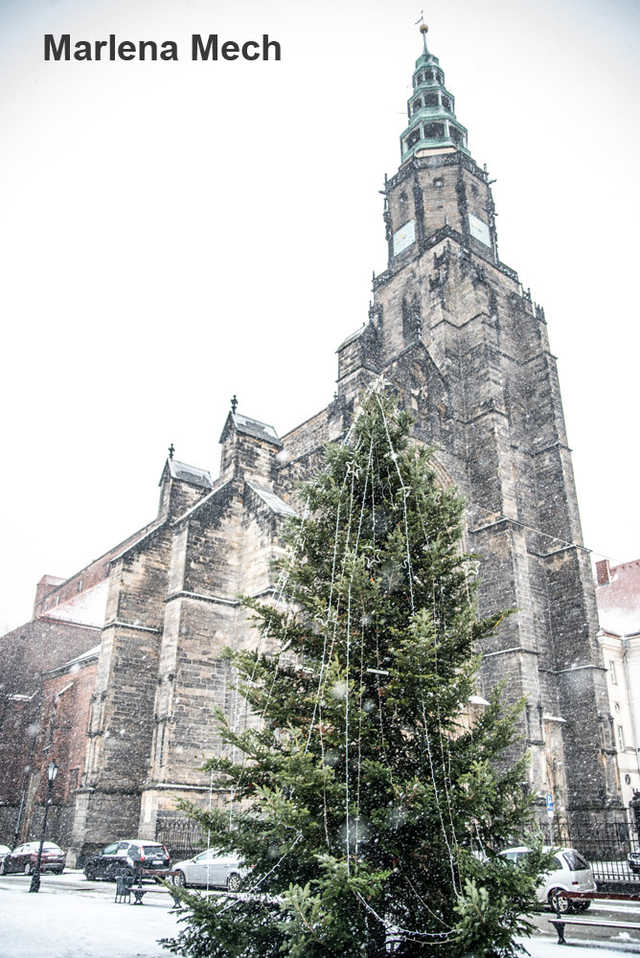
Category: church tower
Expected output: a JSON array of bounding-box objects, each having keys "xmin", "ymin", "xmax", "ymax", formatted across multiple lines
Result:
[{"xmin": 281, "ymin": 27, "xmax": 621, "ymax": 825}]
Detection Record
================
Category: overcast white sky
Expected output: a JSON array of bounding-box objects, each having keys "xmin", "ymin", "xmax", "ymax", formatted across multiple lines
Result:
[{"xmin": 0, "ymin": 0, "xmax": 638, "ymax": 634}]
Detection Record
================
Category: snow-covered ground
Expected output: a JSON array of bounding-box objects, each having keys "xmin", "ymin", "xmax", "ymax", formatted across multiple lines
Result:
[
  {"xmin": 0, "ymin": 881, "xmax": 181, "ymax": 957},
  {"xmin": 0, "ymin": 877, "xmax": 639, "ymax": 957}
]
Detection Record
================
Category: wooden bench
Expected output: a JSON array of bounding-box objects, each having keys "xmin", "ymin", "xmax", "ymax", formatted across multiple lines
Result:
[
  {"xmin": 549, "ymin": 915, "xmax": 640, "ymax": 945},
  {"xmin": 114, "ymin": 871, "xmax": 180, "ymax": 909},
  {"xmin": 548, "ymin": 890, "xmax": 640, "ymax": 945}
]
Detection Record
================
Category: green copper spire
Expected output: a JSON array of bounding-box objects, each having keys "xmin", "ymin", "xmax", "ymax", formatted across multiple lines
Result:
[{"xmin": 399, "ymin": 26, "xmax": 469, "ymax": 162}]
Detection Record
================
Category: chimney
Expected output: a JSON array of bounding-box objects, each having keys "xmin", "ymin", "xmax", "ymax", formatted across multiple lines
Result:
[{"xmin": 595, "ymin": 559, "xmax": 611, "ymax": 586}]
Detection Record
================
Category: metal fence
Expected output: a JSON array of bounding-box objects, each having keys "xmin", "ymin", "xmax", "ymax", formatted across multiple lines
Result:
[
  {"xmin": 554, "ymin": 808, "xmax": 640, "ymax": 889},
  {"xmin": 155, "ymin": 816, "xmax": 207, "ymax": 863}
]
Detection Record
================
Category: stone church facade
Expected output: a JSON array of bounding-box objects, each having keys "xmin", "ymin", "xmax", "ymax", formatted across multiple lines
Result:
[{"xmin": 0, "ymin": 33, "xmax": 622, "ymax": 862}]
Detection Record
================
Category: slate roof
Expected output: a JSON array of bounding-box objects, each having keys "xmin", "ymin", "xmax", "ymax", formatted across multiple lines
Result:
[
  {"xmin": 234, "ymin": 413, "xmax": 282, "ymax": 447},
  {"xmin": 219, "ymin": 412, "xmax": 282, "ymax": 448},
  {"xmin": 247, "ymin": 481, "xmax": 297, "ymax": 517},
  {"xmin": 164, "ymin": 459, "xmax": 213, "ymax": 490},
  {"xmin": 337, "ymin": 325, "xmax": 366, "ymax": 351},
  {"xmin": 45, "ymin": 644, "xmax": 101, "ymax": 678}
]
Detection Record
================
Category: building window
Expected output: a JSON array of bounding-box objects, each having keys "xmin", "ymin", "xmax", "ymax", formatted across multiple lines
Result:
[
  {"xmin": 407, "ymin": 130, "xmax": 420, "ymax": 148},
  {"xmin": 424, "ymin": 93, "xmax": 438, "ymax": 107},
  {"xmin": 423, "ymin": 123, "xmax": 444, "ymax": 140},
  {"xmin": 609, "ymin": 660, "xmax": 618, "ymax": 684},
  {"xmin": 617, "ymin": 725, "xmax": 625, "ymax": 750},
  {"xmin": 412, "ymin": 98, "xmax": 422, "ymax": 113},
  {"xmin": 626, "ymin": 774, "xmax": 632, "ymax": 785},
  {"xmin": 441, "ymin": 95, "xmax": 451, "ymax": 111},
  {"xmin": 615, "ymin": 702, "xmax": 621, "ymax": 712},
  {"xmin": 433, "ymin": 177, "xmax": 444, "ymax": 189}
]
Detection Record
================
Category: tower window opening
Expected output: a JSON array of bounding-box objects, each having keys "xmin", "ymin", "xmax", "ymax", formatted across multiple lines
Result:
[
  {"xmin": 424, "ymin": 93, "xmax": 438, "ymax": 107},
  {"xmin": 423, "ymin": 123, "xmax": 444, "ymax": 140},
  {"xmin": 426, "ymin": 70, "xmax": 434, "ymax": 81},
  {"xmin": 450, "ymin": 127, "xmax": 463, "ymax": 145},
  {"xmin": 412, "ymin": 98, "xmax": 422, "ymax": 113},
  {"xmin": 417, "ymin": 72, "xmax": 424, "ymax": 83},
  {"xmin": 442, "ymin": 95, "xmax": 451, "ymax": 111},
  {"xmin": 407, "ymin": 130, "xmax": 420, "ymax": 148}
]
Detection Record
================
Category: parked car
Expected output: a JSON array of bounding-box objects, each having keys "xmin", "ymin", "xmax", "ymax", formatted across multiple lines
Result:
[
  {"xmin": 171, "ymin": 848, "xmax": 249, "ymax": 890},
  {"xmin": 628, "ymin": 851, "xmax": 640, "ymax": 875},
  {"xmin": 0, "ymin": 841, "xmax": 65, "ymax": 875},
  {"xmin": 499, "ymin": 846, "xmax": 596, "ymax": 912},
  {"xmin": 84, "ymin": 839, "xmax": 171, "ymax": 881}
]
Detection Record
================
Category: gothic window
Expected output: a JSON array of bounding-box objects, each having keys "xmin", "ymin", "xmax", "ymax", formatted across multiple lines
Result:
[
  {"xmin": 423, "ymin": 123, "xmax": 444, "ymax": 140},
  {"xmin": 424, "ymin": 93, "xmax": 438, "ymax": 107}
]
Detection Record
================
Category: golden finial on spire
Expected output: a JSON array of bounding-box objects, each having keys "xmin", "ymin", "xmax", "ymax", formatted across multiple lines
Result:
[{"xmin": 414, "ymin": 12, "xmax": 429, "ymax": 54}]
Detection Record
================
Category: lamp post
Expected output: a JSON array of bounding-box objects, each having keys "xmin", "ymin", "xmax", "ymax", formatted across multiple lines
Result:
[{"xmin": 29, "ymin": 760, "xmax": 58, "ymax": 893}]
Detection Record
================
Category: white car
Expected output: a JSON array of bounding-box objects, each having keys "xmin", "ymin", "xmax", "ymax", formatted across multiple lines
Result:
[
  {"xmin": 171, "ymin": 848, "xmax": 249, "ymax": 890},
  {"xmin": 499, "ymin": 846, "xmax": 596, "ymax": 912}
]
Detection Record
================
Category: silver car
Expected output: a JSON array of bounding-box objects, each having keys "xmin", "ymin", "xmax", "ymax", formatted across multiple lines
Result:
[
  {"xmin": 499, "ymin": 846, "xmax": 596, "ymax": 912},
  {"xmin": 171, "ymin": 848, "xmax": 249, "ymax": 890}
]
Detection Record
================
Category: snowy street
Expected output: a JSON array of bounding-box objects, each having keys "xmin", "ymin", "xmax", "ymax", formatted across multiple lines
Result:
[{"xmin": 1, "ymin": 871, "xmax": 640, "ymax": 957}]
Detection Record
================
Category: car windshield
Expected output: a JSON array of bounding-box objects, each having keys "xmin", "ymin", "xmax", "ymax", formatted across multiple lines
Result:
[{"xmin": 563, "ymin": 850, "xmax": 589, "ymax": 871}]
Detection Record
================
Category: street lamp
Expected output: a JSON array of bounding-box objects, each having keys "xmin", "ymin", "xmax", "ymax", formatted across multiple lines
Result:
[{"xmin": 29, "ymin": 760, "xmax": 58, "ymax": 893}]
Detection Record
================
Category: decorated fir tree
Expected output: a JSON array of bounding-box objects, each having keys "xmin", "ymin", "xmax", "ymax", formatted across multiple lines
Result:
[{"xmin": 165, "ymin": 389, "xmax": 547, "ymax": 958}]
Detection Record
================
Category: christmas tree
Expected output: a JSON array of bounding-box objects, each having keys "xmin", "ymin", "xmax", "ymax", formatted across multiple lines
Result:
[{"xmin": 164, "ymin": 388, "xmax": 546, "ymax": 958}]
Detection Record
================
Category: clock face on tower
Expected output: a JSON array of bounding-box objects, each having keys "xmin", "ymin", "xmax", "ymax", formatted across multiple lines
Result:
[
  {"xmin": 468, "ymin": 213, "xmax": 491, "ymax": 247},
  {"xmin": 393, "ymin": 220, "xmax": 416, "ymax": 256}
]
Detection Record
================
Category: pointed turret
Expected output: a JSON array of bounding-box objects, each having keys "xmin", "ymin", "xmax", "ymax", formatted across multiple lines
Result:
[{"xmin": 399, "ymin": 25, "xmax": 469, "ymax": 162}]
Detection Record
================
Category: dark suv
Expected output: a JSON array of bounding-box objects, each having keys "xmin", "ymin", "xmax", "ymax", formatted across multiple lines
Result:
[{"xmin": 84, "ymin": 840, "xmax": 170, "ymax": 881}]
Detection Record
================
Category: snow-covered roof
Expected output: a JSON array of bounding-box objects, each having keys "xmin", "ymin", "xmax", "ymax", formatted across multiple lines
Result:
[
  {"xmin": 596, "ymin": 558, "xmax": 640, "ymax": 637},
  {"xmin": 162, "ymin": 459, "xmax": 213, "ymax": 490},
  {"xmin": 337, "ymin": 324, "xmax": 366, "ymax": 351},
  {"xmin": 247, "ymin": 482, "xmax": 297, "ymax": 517},
  {"xmin": 233, "ymin": 413, "xmax": 282, "ymax": 447},
  {"xmin": 44, "ymin": 580, "xmax": 109, "ymax": 628}
]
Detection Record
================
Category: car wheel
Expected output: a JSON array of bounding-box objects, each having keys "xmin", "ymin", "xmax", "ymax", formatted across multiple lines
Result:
[
  {"xmin": 172, "ymin": 870, "xmax": 187, "ymax": 888},
  {"xmin": 548, "ymin": 889, "xmax": 569, "ymax": 913},
  {"xmin": 227, "ymin": 872, "xmax": 242, "ymax": 892},
  {"xmin": 24, "ymin": 863, "xmax": 33, "ymax": 876},
  {"xmin": 85, "ymin": 866, "xmax": 97, "ymax": 881},
  {"xmin": 0, "ymin": 861, "xmax": 6, "ymax": 875}
]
